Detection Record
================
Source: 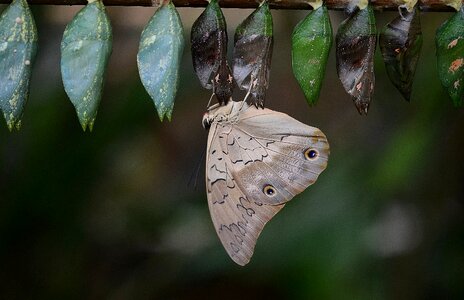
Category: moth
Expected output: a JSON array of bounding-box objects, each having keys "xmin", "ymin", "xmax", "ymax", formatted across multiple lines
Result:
[{"xmin": 203, "ymin": 99, "xmax": 329, "ymax": 265}]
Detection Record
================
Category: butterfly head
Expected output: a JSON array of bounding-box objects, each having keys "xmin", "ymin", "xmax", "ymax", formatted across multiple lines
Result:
[
  {"xmin": 202, "ymin": 112, "xmax": 213, "ymax": 130},
  {"xmin": 202, "ymin": 101, "xmax": 239, "ymax": 130}
]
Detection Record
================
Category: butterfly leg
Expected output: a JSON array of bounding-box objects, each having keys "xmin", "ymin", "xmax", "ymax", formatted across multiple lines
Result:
[
  {"xmin": 398, "ymin": 4, "xmax": 407, "ymax": 20},
  {"xmin": 206, "ymin": 79, "xmax": 217, "ymax": 108},
  {"xmin": 239, "ymin": 76, "xmax": 255, "ymax": 111}
]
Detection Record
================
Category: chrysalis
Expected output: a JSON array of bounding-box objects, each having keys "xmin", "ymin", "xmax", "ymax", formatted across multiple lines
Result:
[
  {"xmin": 379, "ymin": 4, "xmax": 422, "ymax": 101},
  {"xmin": 233, "ymin": 1, "xmax": 273, "ymax": 108},
  {"xmin": 0, "ymin": 0, "xmax": 38, "ymax": 131},
  {"xmin": 436, "ymin": 4, "xmax": 464, "ymax": 107},
  {"xmin": 61, "ymin": 0, "xmax": 112, "ymax": 131},
  {"xmin": 336, "ymin": 1, "xmax": 377, "ymax": 115},
  {"xmin": 191, "ymin": 0, "xmax": 232, "ymax": 105},
  {"xmin": 138, "ymin": 0, "xmax": 184, "ymax": 121},
  {"xmin": 292, "ymin": 1, "xmax": 332, "ymax": 106}
]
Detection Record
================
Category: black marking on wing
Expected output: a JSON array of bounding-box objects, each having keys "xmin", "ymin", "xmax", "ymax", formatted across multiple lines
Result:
[
  {"xmin": 211, "ymin": 164, "xmax": 226, "ymax": 173},
  {"xmin": 227, "ymin": 131, "xmax": 270, "ymax": 165},
  {"xmin": 211, "ymin": 177, "xmax": 226, "ymax": 186}
]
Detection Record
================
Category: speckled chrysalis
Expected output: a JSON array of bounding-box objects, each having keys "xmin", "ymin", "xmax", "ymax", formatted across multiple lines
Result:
[
  {"xmin": 60, "ymin": 0, "xmax": 112, "ymax": 131},
  {"xmin": 0, "ymin": 0, "xmax": 38, "ymax": 131},
  {"xmin": 191, "ymin": 0, "xmax": 232, "ymax": 105},
  {"xmin": 379, "ymin": 1, "xmax": 422, "ymax": 101},
  {"xmin": 336, "ymin": 0, "xmax": 377, "ymax": 115},
  {"xmin": 291, "ymin": 0, "xmax": 332, "ymax": 106},
  {"xmin": 138, "ymin": 0, "xmax": 184, "ymax": 121},
  {"xmin": 232, "ymin": 1, "xmax": 273, "ymax": 108},
  {"xmin": 436, "ymin": 2, "xmax": 464, "ymax": 107}
]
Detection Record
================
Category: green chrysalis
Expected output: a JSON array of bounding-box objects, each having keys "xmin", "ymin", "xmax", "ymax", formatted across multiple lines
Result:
[
  {"xmin": 292, "ymin": 2, "xmax": 332, "ymax": 106},
  {"xmin": 61, "ymin": 0, "xmax": 112, "ymax": 131},
  {"xmin": 0, "ymin": 0, "xmax": 38, "ymax": 131},
  {"xmin": 436, "ymin": 6, "xmax": 464, "ymax": 107},
  {"xmin": 138, "ymin": 0, "xmax": 184, "ymax": 121},
  {"xmin": 233, "ymin": 1, "xmax": 273, "ymax": 107}
]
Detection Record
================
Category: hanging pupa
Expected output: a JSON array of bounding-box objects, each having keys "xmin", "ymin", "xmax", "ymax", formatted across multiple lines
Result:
[
  {"xmin": 232, "ymin": 1, "xmax": 273, "ymax": 107},
  {"xmin": 379, "ymin": 1, "xmax": 422, "ymax": 101},
  {"xmin": 0, "ymin": 0, "xmax": 38, "ymax": 131},
  {"xmin": 292, "ymin": 0, "xmax": 333, "ymax": 106},
  {"xmin": 436, "ymin": 1, "xmax": 464, "ymax": 107},
  {"xmin": 191, "ymin": 0, "xmax": 232, "ymax": 105},
  {"xmin": 336, "ymin": 0, "xmax": 377, "ymax": 115},
  {"xmin": 138, "ymin": 0, "xmax": 184, "ymax": 121},
  {"xmin": 61, "ymin": 0, "xmax": 112, "ymax": 131}
]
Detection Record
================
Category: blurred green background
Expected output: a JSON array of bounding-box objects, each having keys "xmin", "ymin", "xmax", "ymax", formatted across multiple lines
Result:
[{"xmin": 0, "ymin": 5, "xmax": 463, "ymax": 299}]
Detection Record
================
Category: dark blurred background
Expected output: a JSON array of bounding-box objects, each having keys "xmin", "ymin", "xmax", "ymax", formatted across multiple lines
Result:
[{"xmin": 0, "ymin": 5, "xmax": 463, "ymax": 299}]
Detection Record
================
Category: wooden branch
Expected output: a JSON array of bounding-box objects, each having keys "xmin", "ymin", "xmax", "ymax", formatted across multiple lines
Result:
[{"xmin": 0, "ymin": 0, "xmax": 460, "ymax": 11}]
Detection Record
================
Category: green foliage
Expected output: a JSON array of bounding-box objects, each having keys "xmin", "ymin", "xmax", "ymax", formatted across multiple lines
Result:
[
  {"xmin": 60, "ymin": 0, "xmax": 112, "ymax": 131},
  {"xmin": 0, "ymin": 0, "xmax": 38, "ymax": 131}
]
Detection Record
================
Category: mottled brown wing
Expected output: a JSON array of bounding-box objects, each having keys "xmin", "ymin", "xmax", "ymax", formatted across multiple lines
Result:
[{"xmin": 205, "ymin": 106, "xmax": 329, "ymax": 265}]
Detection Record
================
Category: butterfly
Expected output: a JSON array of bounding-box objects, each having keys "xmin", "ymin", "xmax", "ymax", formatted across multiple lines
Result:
[{"xmin": 202, "ymin": 99, "xmax": 330, "ymax": 265}]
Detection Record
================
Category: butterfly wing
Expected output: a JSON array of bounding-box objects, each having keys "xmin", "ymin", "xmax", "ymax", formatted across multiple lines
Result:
[
  {"xmin": 206, "ymin": 122, "xmax": 284, "ymax": 266},
  {"xmin": 206, "ymin": 105, "xmax": 329, "ymax": 265},
  {"xmin": 226, "ymin": 106, "xmax": 329, "ymax": 206}
]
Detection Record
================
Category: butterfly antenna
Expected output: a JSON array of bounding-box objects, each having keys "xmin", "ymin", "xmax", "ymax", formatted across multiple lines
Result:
[{"xmin": 188, "ymin": 145, "xmax": 207, "ymax": 190}]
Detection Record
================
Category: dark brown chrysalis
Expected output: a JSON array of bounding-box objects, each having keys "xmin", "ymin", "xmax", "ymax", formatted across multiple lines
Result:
[
  {"xmin": 379, "ymin": 8, "xmax": 422, "ymax": 101},
  {"xmin": 336, "ymin": 5, "xmax": 377, "ymax": 115},
  {"xmin": 191, "ymin": 0, "xmax": 233, "ymax": 105},
  {"xmin": 232, "ymin": 1, "xmax": 273, "ymax": 108}
]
